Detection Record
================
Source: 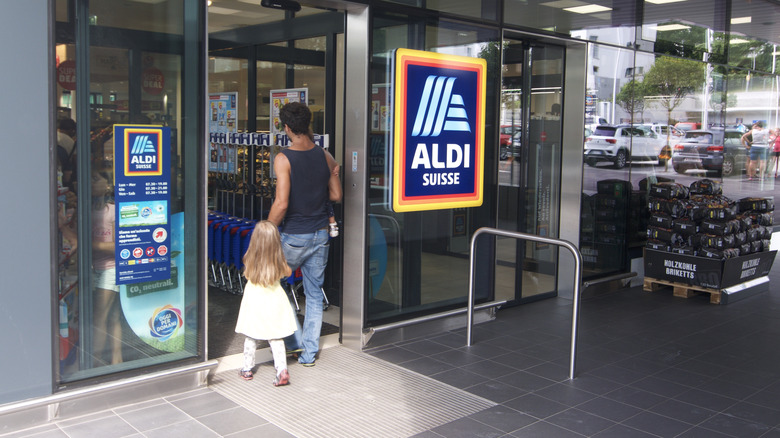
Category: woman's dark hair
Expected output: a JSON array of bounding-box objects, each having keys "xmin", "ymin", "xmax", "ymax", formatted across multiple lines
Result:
[{"xmin": 279, "ymin": 102, "xmax": 311, "ymax": 136}]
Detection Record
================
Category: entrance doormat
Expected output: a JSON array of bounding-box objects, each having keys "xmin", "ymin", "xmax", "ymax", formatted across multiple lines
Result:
[{"xmin": 210, "ymin": 346, "xmax": 496, "ymax": 438}]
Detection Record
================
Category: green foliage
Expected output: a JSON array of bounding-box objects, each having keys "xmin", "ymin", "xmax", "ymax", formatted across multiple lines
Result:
[
  {"xmin": 615, "ymin": 79, "xmax": 646, "ymax": 120},
  {"xmin": 644, "ymin": 56, "xmax": 706, "ymax": 114}
]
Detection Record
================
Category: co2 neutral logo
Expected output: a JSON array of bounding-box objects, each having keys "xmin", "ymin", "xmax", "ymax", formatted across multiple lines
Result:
[{"xmin": 393, "ymin": 49, "xmax": 485, "ymax": 212}]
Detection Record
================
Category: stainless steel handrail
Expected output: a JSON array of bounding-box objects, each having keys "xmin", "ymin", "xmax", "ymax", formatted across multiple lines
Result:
[{"xmin": 466, "ymin": 227, "xmax": 583, "ymax": 380}]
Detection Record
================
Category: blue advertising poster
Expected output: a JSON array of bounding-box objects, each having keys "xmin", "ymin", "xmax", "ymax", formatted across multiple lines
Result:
[
  {"xmin": 119, "ymin": 212, "xmax": 186, "ymax": 352},
  {"xmin": 114, "ymin": 125, "xmax": 171, "ymax": 285}
]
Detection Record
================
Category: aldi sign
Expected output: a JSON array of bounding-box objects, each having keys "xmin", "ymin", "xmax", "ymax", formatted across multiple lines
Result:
[
  {"xmin": 392, "ymin": 49, "xmax": 486, "ymax": 212},
  {"xmin": 114, "ymin": 125, "xmax": 171, "ymax": 285}
]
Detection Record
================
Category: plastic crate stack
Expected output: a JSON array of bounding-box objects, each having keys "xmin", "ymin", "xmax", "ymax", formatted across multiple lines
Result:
[{"xmin": 646, "ymin": 179, "xmax": 773, "ymax": 259}]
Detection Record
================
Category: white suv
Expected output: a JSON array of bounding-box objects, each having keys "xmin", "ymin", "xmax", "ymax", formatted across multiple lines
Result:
[{"xmin": 584, "ymin": 125, "xmax": 663, "ymax": 169}]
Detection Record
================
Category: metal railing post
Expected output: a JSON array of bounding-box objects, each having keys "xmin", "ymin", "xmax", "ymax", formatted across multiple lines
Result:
[{"xmin": 466, "ymin": 227, "xmax": 583, "ymax": 380}]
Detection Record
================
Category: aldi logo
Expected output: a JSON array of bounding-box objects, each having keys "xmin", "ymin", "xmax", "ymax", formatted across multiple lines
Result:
[
  {"xmin": 123, "ymin": 128, "xmax": 163, "ymax": 176},
  {"xmin": 392, "ymin": 49, "xmax": 486, "ymax": 212}
]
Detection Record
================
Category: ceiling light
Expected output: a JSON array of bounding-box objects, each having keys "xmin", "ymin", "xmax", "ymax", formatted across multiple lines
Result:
[
  {"xmin": 207, "ymin": 0, "xmax": 212, "ymax": 5},
  {"xmin": 645, "ymin": 0, "xmax": 686, "ymax": 4},
  {"xmin": 564, "ymin": 4, "xmax": 612, "ymax": 14},
  {"xmin": 655, "ymin": 24, "xmax": 691, "ymax": 31},
  {"xmin": 731, "ymin": 16, "xmax": 752, "ymax": 24}
]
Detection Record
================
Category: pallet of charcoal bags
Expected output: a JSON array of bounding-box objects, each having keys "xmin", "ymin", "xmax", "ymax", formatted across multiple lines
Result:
[{"xmin": 643, "ymin": 179, "xmax": 776, "ymax": 303}]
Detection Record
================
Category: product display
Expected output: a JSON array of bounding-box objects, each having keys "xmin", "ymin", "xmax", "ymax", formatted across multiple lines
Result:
[{"xmin": 646, "ymin": 179, "xmax": 773, "ymax": 259}]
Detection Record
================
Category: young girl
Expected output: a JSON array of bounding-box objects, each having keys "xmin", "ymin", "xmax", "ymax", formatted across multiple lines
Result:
[{"xmin": 235, "ymin": 221, "xmax": 298, "ymax": 386}]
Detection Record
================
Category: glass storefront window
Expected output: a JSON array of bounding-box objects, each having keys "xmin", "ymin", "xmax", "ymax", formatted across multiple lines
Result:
[
  {"xmin": 55, "ymin": 0, "xmax": 201, "ymax": 382},
  {"xmin": 581, "ymin": 14, "xmax": 780, "ymax": 279},
  {"xmin": 368, "ymin": 14, "xmax": 499, "ymax": 325},
  {"xmin": 507, "ymin": 0, "xmax": 637, "ymax": 48}
]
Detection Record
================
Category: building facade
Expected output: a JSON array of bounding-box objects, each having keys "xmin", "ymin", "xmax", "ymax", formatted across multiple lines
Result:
[{"xmin": 2, "ymin": 0, "xmax": 779, "ymax": 431}]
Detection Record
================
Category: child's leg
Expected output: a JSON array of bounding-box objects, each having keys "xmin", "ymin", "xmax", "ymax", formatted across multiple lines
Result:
[
  {"xmin": 268, "ymin": 339, "xmax": 290, "ymax": 386},
  {"xmin": 242, "ymin": 337, "xmax": 257, "ymax": 374}
]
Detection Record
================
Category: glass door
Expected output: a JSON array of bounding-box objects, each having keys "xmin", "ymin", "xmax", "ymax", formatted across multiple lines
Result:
[{"xmin": 496, "ymin": 37, "xmax": 564, "ymax": 304}]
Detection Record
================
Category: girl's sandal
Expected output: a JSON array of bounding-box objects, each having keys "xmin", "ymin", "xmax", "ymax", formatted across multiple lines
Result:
[{"xmin": 239, "ymin": 369, "xmax": 253, "ymax": 381}]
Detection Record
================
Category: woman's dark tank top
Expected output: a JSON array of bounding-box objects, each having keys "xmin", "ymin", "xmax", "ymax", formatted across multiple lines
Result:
[{"xmin": 280, "ymin": 147, "xmax": 330, "ymax": 234}]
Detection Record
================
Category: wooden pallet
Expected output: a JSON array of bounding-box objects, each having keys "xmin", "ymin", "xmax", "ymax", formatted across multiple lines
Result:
[{"xmin": 643, "ymin": 277, "xmax": 722, "ymax": 304}]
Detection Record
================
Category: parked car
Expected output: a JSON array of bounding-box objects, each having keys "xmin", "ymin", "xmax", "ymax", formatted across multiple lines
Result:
[
  {"xmin": 671, "ymin": 129, "xmax": 746, "ymax": 176},
  {"xmin": 584, "ymin": 124, "xmax": 663, "ymax": 169},
  {"xmin": 499, "ymin": 125, "xmax": 521, "ymax": 160},
  {"xmin": 674, "ymin": 121, "xmax": 700, "ymax": 132},
  {"xmin": 499, "ymin": 125, "xmax": 521, "ymax": 146}
]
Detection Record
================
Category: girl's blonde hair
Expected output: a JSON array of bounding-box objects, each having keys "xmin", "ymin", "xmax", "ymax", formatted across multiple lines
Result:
[{"xmin": 242, "ymin": 221, "xmax": 289, "ymax": 287}]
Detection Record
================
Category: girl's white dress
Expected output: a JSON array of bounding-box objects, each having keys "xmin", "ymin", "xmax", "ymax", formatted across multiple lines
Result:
[{"xmin": 235, "ymin": 280, "xmax": 297, "ymax": 340}]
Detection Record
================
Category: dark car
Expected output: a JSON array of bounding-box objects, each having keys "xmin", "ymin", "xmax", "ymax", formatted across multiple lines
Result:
[{"xmin": 671, "ymin": 129, "xmax": 746, "ymax": 176}]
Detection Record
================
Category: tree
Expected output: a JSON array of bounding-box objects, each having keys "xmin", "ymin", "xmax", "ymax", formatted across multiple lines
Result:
[
  {"xmin": 644, "ymin": 56, "xmax": 705, "ymax": 169},
  {"xmin": 645, "ymin": 57, "xmax": 706, "ymax": 117},
  {"xmin": 615, "ymin": 79, "xmax": 646, "ymax": 122}
]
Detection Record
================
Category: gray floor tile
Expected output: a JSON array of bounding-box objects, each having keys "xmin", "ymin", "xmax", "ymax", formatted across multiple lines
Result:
[
  {"xmin": 560, "ymin": 374, "xmax": 623, "ymax": 396},
  {"xmin": 466, "ymin": 405, "xmax": 537, "ymax": 433},
  {"xmin": 465, "ymin": 379, "xmax": 528, "ymax": 403},
  {"xmin": 603, "ymin": 385, "xmax": 666, "ymax": 410},
  {"xmin": 369, "ymin": 345, "xmax": 423, "ymax": 364},
  {"xmin": 494, "ymin": 370, "xmax": 556, "ymax": 393},
  {"xmin": 143, "ymin": 419, "xmax": 219, "ymax": 438},
  {"xmin": 533, "ymin": 383, "xmax": 598, "ymax": 407},
  {"xmin": 522, "ymin": 362, "xmax": 570, "ymax": 382},
  {"xmin": 674, "ymin": 388, "xmax": 739, "ymax": 412},
  {"xmin": 629, "ymin": 375, "xmax": 690, "ymax": 398},
  {"xmin": 574, "ymin": 396, "xmax": 643, "ymax": 423},
  {"xmin": 675, "ymin": 426, "xmax": 735, "ymax": 438},
  {"xmin": 197, "ymin": 406, "xmax": 268, "ymax": 436},
  {"xmin": 169, "ymin": 390, "xmax": 239, "ymax": 418},
  {"xmin": 58, "ymin": 415, "xmax": 139, "ymax": 438},
  {"xmin": 223, "ymin": 423, "xmax": 296, "ymax": 437},
  {"xmin": 586, "ymin": 363, "xmax": 646, "ymax": 385},
  {"xmin": 648, "ymin": 398, "xmax": 718, "ymax": 425},
  {"xmin": 399, "ymin": 356, "xmax": 455, "ymax": 375},
  {"xmin": 429, "ymin": 367, "xmax": 490, "ymax": 389},
  {"xmin": 502, "ymin": 394, "xmax": 568, "ymax": 419},
  {"xmin": 696, "ymin": 377, "xmax": 763, "ymax": 400},
  {"xmin": 397, "ymin": 339, "xmax": 453, "ymax": 356},
  {"xmin": 591, "ymin": 423, "xmax": 657, "ymax": 437},
  {"xmin": 430, "ymin": 349, "xmax": 492, "ymax": 367},
  {"xmin": 460, "ymin": 359, "xmax": 518, "ymax": 379},
  {"xmin": 509, "ymin": 420, "xmax": 585, "ymax": 437},
  {"xmin": 430, "ymin": 417, "xmax": 504, "ymax": 438},
  {"xmin": 117, "ymin": 402, "xmax": 191, "ymax": 432},
  {"xmin": 545, "ymin": 408, "xmax": 616, "ymax": 436},
  {"xmin": 488, "ymin": 351, "xmax": 547, "ymax": 371},
  {"xmin": 699, "ymin": 413, "xmax": 773, "ymax": 438},
  {"xmin": 746, "ymin": 389, "xmax": 780, "ymax": 411},
  {"xmin": 0, "ymin": 426, "xmax": 68, "ymax": 438},
  {"xmin": 621, "ymin": 410, "xmax": 691, "ymax": 437},
  {"xmin": 721, "ymin": 401, "xmax": 780, "ymax": 429}
]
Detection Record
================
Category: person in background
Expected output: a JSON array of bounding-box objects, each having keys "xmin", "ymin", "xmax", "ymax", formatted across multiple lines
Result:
[
  {"xmin": 769, "ymin": 128, "xmax": 780, "ymax": 178},
  {"xmin": 268, "ymin": 102, "xmax": 342, "ymax": 367},
  {"xmin": 235, "ymin": 221, "xmax": 298, "ymax": 386},
  {"xmin": 742, "ymin": 122, "xmax": 769, "ymax": 180},
  {"xmin": 57, "ymin": 118, "xmax": 77, "ymax": 190}
]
